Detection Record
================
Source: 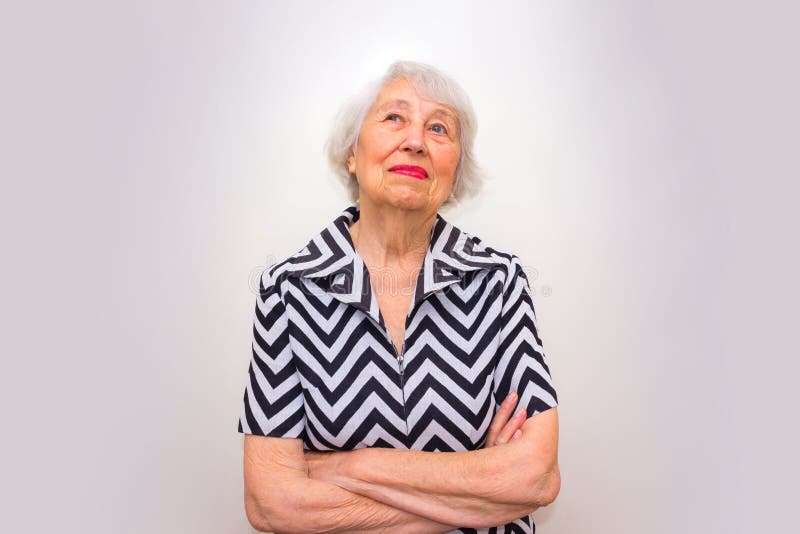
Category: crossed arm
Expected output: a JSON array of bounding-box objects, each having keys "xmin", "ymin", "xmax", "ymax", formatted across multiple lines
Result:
[
  {"xmin": 244, "ymin": 435, "xmax": 456, "ymax": 534},
  {"xmin": 243, "ymin": 395, "xmax": 560, "ymax": 533}
]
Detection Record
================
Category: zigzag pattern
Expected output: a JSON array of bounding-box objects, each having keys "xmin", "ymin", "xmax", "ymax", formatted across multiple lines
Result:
[{"xmin": 238, "ymin": 202, "xmax": 557, "ymax": 534}]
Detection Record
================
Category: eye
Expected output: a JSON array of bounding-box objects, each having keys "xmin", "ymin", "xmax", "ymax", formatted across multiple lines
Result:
[
  {"xmin": 430, "ymin": 123, "xmax": 448, "ymax": 135},
  {"xmin": 384, "ymin": 113, "xmax": 403, "ymax": 122}
]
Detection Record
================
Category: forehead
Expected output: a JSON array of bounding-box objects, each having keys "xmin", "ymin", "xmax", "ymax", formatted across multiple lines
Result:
[{"xmin": 372, "ymin": 78, "xmax": 457, "ymax": 120}]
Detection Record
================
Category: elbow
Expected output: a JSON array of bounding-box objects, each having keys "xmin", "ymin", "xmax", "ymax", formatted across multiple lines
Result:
[
  {"xmin": 525, "ymin": 462, "xmax": 561, "ymax": 508},
  {"xmin": 244, "ymin": 490, "xmax": 273, "ymax": 533},
  {"xmin": 479, "ymin": 460, "xmax": 561, "ymax": 525},
  {"xmin": 245, "ymin": 487, "xmax": 306, "ymax": 534}
]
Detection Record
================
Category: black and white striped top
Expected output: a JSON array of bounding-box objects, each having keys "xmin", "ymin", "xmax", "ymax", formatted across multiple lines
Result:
[{"xmin": 238, "ymin": 201, "xmax": 558, "ymax": 533}]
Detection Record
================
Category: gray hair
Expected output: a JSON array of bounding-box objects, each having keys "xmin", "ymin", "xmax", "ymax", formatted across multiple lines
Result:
[{"xmin": 325, "ymin": 60, "xmax": 485, "ymax": 208}]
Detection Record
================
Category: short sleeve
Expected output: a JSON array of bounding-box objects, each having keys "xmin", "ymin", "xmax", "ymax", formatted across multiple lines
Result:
[
  {"xmin": 237, "ymin": 267, "xmax": 306, "ymax": 439},
  {"xmin": 492, "ymin": 257, "xmax": 558, "ymax": 417}
]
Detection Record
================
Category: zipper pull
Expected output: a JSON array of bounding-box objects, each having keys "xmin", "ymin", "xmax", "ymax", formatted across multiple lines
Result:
[{"xmin": 398, "ymin": 341, "xmax": 405, "ymax": 375}]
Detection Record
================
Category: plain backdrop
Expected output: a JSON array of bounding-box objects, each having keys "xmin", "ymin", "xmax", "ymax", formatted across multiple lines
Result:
[{"xmin": 1, "ymin": 1, "xmax": 797, "ymax": 533}]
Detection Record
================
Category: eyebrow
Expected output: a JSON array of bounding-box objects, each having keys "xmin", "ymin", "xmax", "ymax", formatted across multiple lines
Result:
[{"xmin": 377, "ymin": 99, "xmax": 458, "ymax": 124}]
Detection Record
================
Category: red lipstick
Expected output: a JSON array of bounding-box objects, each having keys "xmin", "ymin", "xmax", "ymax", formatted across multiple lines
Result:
[{"xmin": 388, "ymin": 165, "xmax": 428, "ymax": 180}]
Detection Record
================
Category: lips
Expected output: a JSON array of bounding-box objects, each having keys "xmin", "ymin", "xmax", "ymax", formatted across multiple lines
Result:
[{"xmin": 388, "ymin": 165, "xmax": 429, "ymax": 180}]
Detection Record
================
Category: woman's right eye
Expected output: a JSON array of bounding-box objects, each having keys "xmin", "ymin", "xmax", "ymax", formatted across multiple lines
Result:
[{"xmin": 385, "ymin": 113, "xmax": 402, "ymax": 122}]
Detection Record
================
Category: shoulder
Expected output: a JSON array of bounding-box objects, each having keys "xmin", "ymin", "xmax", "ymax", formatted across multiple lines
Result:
[
  {"xmin": 253, "ymin": 202, "xmax": 357, "ymax": 304},
  {"xmin": 451, "ymin": 224, "xmax": 528, "ymax": 291},
  {"xmin": 254, "ymin": 249, "xmax": 305, "ymax": 304}
]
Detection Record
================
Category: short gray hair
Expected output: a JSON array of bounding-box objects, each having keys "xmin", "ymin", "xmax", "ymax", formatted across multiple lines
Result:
[{"xmin": 325, "ymin": 60, "xmax": 485, "ymax": 208}]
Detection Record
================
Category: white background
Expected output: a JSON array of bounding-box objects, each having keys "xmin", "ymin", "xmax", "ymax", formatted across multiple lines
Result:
[{"xmin": 1, "ymin": 1, "xmax": 797, "ymax": 532}]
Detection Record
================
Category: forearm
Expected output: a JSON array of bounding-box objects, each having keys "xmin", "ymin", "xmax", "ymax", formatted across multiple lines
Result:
[
  {"xmin": 258, "ymin": 475, "xmax": 458, "ymax": 534},
  {"xmin": 309, "ymin": 443, "xmax": 537, "ymax": 528},
  {"xmin": 306, "ymin": 410, "xmax": 560, "ymax": 529}
]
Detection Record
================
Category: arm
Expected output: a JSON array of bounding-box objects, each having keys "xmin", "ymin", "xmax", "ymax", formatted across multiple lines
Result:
[
  {"xmin": 306, "ymin": 406, "xmax": 560, "ymax": 528},
  {"xmin": 244, "ymin": 434, "xmax": 461, "ymax": 534},
  {"xmin": 247, "ymin": 393, "xmax": 529, "ymax": 533}
]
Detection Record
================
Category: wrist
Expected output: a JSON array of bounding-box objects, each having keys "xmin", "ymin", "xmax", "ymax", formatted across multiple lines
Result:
[
  {"xmin": 306, "ymin": 449, "xmax": 352, "ymax": 485},
  {"xmin": 330, "ymin": 448, "xmax": 355, "ymax": 483},
  {"xmin": 327, "ymin": 448, "xmax": 371, "ymax": 493}
]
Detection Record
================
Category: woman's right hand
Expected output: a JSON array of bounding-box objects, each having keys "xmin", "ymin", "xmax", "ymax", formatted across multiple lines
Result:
[{"xmin": 484, "ymin": 391, "xmax": 527, "ymax": 447}]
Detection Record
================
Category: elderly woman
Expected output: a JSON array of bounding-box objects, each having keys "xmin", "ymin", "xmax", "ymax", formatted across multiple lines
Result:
[{"xmin": 238, "ymin": 60, "xmax": 560, "ymax": 533}]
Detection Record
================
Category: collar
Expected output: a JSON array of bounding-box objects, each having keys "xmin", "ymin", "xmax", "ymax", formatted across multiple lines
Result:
[{"xmin": 281, "ymin": 201, "xmax": 507, "ymax": 328}]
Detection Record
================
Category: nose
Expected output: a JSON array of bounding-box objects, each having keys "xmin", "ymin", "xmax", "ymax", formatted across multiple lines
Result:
[{"xmin": 399, "ymin": 122, "xmax": 426, "ymax": 155}]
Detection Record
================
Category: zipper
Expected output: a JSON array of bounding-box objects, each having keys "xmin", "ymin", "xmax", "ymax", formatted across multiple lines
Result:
[
  {"xmin": 393, "ymin": 337, "xmax": 407, "ymax": 437},
  {"xmin": 394, "ymin": 340, "xmax": 406, "ymax": 387},
  {"xmin": 374, "ymin": 313, "xmax": 409, "ymax": 441},
  {"xmin": 368, "ymin": 314, "xmax": 406, "ymax": 388},
  {"xmin": 342, "ymin": 300, "xmax": 411, "ymax": 439}
]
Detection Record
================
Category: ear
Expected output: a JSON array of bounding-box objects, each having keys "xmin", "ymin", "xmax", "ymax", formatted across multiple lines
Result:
[{"xmin": 346, "ymin": 153, "xmax": 356, "ymax": 175}]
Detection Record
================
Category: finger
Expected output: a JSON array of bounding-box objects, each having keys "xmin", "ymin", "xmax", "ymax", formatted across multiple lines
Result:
[
  {"xmin": 495, "ymin": 407, "xmax": 527, "ymax": 445},
  {"xmin": 486, "ymin": 392, "xmax": 517, "ymax": 443},
  {"xmin": 495, "ymin": 407, "xmax": 522, "ymax": 445},
  {"xmin": 511, "ymin": 429, "xmax": 522, "ymax": 440},
  {"xmin": 486, "ymin": 392, "xmax": 518, "ymax": 445},
  {"xmin": 497, "ymin": 408, "xmax": 526, "ymax": 444}
]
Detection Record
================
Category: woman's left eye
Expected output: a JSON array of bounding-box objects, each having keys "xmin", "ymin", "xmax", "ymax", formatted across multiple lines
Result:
[{"xmin": 430, "ymin": 123, "xmax": 448, "ymax": 134}]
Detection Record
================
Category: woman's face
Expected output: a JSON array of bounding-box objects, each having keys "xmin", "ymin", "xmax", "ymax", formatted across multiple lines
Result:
[{"xmin": 348, "ymin": 78, "xmax": 461, "ymax": 213}]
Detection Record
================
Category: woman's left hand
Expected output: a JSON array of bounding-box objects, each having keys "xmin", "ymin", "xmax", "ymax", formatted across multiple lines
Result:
[{"xmin": 485, "ymin": 391, "xmax": 527, "ymax": 448}]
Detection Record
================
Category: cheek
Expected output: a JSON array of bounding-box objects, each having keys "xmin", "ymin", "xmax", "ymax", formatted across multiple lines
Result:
[
  {"xmin": 360, "ymin": 142, "xmax": 394, "ymax": 168},
  {"xmin": 436, "ymin": 147, "xmax": 461, "ymax": 177}
]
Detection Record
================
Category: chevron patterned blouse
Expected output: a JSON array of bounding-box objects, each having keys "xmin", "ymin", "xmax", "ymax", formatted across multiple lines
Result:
[{"xmin": 238, "ymin": 201, "xmax": 558, "ymax": 533}]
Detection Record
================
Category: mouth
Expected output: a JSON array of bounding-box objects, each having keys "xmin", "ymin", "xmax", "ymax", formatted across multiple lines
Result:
[{"xmin": 388, "ymin": 165, "xmax": 429, "ymax": 180}]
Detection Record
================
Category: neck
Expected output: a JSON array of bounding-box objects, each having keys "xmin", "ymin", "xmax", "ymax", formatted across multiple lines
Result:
[{"xmin": 349, "ymin": 197, "xmax": 437, "ymax": 270}]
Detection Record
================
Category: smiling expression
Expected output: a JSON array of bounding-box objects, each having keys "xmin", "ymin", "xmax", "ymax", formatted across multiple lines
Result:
[{"xmin": 347, "ymin": 78, "xmax": 462, "ymax": 211}]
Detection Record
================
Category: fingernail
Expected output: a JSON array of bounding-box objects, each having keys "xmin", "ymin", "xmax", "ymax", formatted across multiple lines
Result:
[
  {"xmin": 513, "ymin": 429, "xmax": 522, "ymax": 439},
  {"xmin": 507, "ymin": 392, "xmax": 517, "ymax": 401},
  {"xmin": 515, "ymin": 408, "xmax": 526, "ymax": 418}
]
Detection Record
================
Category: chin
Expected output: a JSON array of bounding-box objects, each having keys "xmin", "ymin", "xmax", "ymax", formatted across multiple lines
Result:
[{"xmin": 384, "ymin": 190, "xmax": 434, "ymax": 211}]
